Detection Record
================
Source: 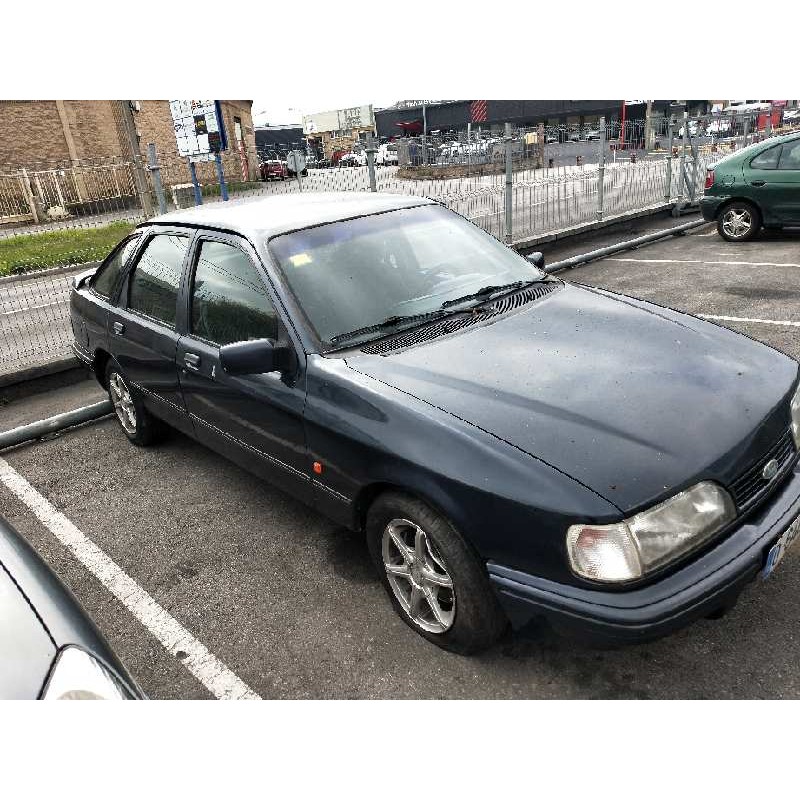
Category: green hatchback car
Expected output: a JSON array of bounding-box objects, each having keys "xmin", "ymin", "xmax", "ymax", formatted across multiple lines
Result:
[{"xmin": 700, "ymin": 131, "xmax": 800, "ymax": 241}]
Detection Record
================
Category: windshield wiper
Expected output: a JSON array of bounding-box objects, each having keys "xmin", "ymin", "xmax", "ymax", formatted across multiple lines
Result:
[
  {"xmin": 329, "ymin": 309, "xmax": 453, "ymax": 346},
  {"xmin": 440, "ymin": 279, "xmax": 543, "ymax": 309}
]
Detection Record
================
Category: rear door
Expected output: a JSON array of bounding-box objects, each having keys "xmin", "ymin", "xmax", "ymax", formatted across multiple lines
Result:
[
  {"xmin": 175, "ymin": 232, "xmax": 309, "ymax": 496},
  {"xmin": 108, "ymin": 228, "xmax": 194, "ymax": 435},
  {"xmin": 774, "ymin": 139, "xmax": 800, "ymax": 223},
  {"xmin": 744, "ymin": 142, "xmax": 800, "ymax": 224}
]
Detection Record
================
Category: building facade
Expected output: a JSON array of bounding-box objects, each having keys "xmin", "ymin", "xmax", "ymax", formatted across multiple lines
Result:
[{"xmin": 0, "ymin": 100, "xmax": 259, "ymax": 181}]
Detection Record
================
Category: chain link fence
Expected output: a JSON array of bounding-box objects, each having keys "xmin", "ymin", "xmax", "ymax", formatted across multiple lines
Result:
[{"xmin": 2, "ymin": 107, "xmax": 797, "ymax": 381}]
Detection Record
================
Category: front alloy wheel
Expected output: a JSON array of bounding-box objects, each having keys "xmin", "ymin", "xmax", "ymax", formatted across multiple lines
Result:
[
  {"xmin": 382, "ymin": 518, "xmax": 455, "ymax": 634},
  {"xmin": 109, "ymin": 371, "xmax": 136, "ymax": 435}
]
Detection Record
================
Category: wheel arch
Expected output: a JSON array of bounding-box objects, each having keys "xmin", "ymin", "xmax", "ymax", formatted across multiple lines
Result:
[{"xmin": 714, "ymin": 195, "xmax": 763, "ymax": 220}]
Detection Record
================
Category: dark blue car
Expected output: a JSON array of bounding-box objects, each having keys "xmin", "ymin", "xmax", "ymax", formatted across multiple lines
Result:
[{"xmin": 69, "ymin": 193, "xmax": 800, "ymax": 653}]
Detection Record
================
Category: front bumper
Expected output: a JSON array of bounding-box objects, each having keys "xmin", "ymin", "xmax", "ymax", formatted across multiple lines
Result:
[
  {"xmin": 489, "ymin": 463, "xmax": 800, "ymax": 645},
  {"xmin": 699, "ymin": 195, "xmax": 724, "ymax": 221}
]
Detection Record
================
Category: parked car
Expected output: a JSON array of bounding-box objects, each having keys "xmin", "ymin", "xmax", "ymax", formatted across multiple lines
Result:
[
  {"xmin": 701, "ymin": 131, "xmax": 800, "ymax": 241},
  {"xmin": 339, "ymin": 151, "xmax": 368, "ymax": 168},
  {"xmin": 375, "ymin": 143, "xmax": 399, "ymax": 166},
  {"xmin": 259, "ymin": 159, "xmax": 288, "ymax": 181},
  {"xmin": 0, "ymin": 515, "xmax": 143, "ymax": 699},
  {"xmin": 70, "ymin": 194, "xmax": 800, "ymax": 654}
]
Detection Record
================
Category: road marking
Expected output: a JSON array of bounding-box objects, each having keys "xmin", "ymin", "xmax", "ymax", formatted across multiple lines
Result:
[
  {"xmin": 699, "ymin": 314, "xmax": 800, "ymax": 328},
  {"xmin": 0, "ymin": 457, "xmax": 261, "ymax": 700},
  {"xmin": 604, "ymin": 258, "xmax": 800, "ymax": 267},
  {"xmin": 0, "ymin": 300, "xmax": 66, "ymax": 316}
]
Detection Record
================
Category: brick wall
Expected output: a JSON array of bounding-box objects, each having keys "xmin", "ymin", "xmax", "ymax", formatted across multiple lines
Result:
[{"xmin": 0, "ymin": 101, "xmax": 71, "ymax": 169}]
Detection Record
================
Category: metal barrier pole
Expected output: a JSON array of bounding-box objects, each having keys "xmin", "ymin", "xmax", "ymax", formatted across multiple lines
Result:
[
  {"xmin": 189, "ymin": 160, "xmax": 203, "ymax": 206},
  {"xmin": 0, "ymin": 401, "xmax": 113, "ymax": 451},
  {"xmin": 366, "ymin": 136, "xmax": 377, "ymax": 192},
  {"xmin": 596, "ymin": 116, "xmax": 606, "ymax": 220},
  {"xmin": 664, "ymin": 118, "xmax": 674, "ymax": 201},
  {"xmin": 504, "ymin": 123, "xmax": 513, "ymax": 244},
  {"xmin": 147, "ymin": 143, "xmax": 167, "ymax": 215},
  {"xmin": 214, "ymin": 153, "xmax": 229, "ymax": 201}
]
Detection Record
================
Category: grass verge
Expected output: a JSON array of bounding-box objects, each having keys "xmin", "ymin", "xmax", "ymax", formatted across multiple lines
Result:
[{"xmin": 0, "ymin": 221, "xmax": 136, "ymax": 276}]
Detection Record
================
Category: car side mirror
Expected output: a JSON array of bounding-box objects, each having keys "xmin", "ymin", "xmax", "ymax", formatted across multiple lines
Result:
[
  {"xmin": 526, "ymin": 251, "xmax": 545, "ymax": 269},
  {"xmin": 219, "ymin": 338, "xmax": 291, "ymax": 376}
]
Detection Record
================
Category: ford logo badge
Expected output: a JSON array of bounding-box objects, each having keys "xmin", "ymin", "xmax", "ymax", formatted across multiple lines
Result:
[{"xmin": 762, "ymin": 459, "xmax": 780, "ymax": 481}]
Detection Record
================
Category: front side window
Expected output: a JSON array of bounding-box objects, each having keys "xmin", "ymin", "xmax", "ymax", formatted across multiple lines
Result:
[
  {"xmin": 751, "ymin": 145, "xmax": 782, "ymax": 170},
  {"xmin": 92, "ymin": 235, "xmax": 140, "ymax": 298},
  {"xmin": 268, "ymin": 205, "xmax": 545, "ymax": 348},
  {"xmin": 778, "ymin": 140, "xmax": 800, "ymax": 170},
  {"xmin": 128, "ymin": 234, "xmax": 188, "ymax": 326},
  {"xmin": 190, "ymin": 240, "xmax": 278, "ymax": 346}
]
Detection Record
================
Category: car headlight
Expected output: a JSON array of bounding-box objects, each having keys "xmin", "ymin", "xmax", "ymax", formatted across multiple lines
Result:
[
  {"xmin": 791, "ymin": 383, "xmax": 800, "ymax": 449},
  {"xmin": 567, "ymin": 481, "xmax": 736, "ymax": 583},
  {"xmin": 42, "ymin": 646, "xmax": 133, "ymax": 700}
]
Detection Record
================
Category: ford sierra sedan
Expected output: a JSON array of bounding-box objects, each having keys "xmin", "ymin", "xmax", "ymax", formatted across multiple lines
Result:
[{"xmin": 69, "ymin": 193, "xmax": 800, "ymax": 653}]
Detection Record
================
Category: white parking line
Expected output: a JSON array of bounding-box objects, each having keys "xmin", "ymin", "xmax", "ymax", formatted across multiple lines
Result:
[
  {"xmin": 699, "ymin": 314, "xmax": 800, "ymax": 328},
  {"xmin": 0, "ymin": 457, "xmax": 261, "ymax": 700},
  {"xmin": 0, "ymin": 300, "xmax": 66, "ymax": 316},
  {"xmin": 604, "ymin": 258, "xmax": 800, "ymax": 268}
]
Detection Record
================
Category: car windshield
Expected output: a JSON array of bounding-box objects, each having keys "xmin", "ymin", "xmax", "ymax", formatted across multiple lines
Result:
[{"xmin": 268, "ymin": 205, "xmax": 545, "ymax": 348}]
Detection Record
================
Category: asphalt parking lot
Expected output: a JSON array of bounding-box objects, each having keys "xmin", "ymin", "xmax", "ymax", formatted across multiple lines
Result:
[{"xmin": 2, "ymin": 217, "xmax": 800, "ymax": 699}]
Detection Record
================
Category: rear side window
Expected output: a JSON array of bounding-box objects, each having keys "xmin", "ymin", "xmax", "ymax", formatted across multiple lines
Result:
[
  {"xmin": 91, "ymin": 236, "xmax": 140, "ymax": 298},
  {"xmin": 778, "ymin": 141, "xmax": 800, "ymax": 170},
  {"xmin": 128, "ymin": 234, "xmax": 189, "ymax": 327},
  {"xmin": 751, "ymin": 145, "xmax": 781, "ymax": 170},
  {"xmin": 190, "ymin": 240, "xmax": 278, "ymax": 346}
]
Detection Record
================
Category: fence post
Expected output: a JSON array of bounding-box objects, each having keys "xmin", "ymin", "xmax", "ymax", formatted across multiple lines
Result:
[
  {"xmin": 504, "ymin": 122, "xmax": 513, "ymax": 244},
  {"xmin": 19, "ymin": 168, "xmax": 41, "ymax": 224},
  {"xmin": 366, "ymin": 135, "xmax": 377, "ymax": 192},
  {"xmin": 596, "ymin": 117, "xmax": 606, "ymax": 220},
  {"xmin": 147, "ymin": 143, "xmax": 167, "ymax": 214},
  {"xmin": 663, "ymin": 118, "xmax": 674, "ymax": 201},
  {"xmin": 118, "ymin": 100, "xmax": 154, "ymax": 219},
  {"xmin": 766, "ymin": 103, "xmax": 774, "ymax": 137}
]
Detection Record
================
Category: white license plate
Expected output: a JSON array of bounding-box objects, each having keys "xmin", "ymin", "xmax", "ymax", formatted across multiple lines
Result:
[{"xmin": 762, "ymin": 515, "xmax": 800, "ymax": 578}]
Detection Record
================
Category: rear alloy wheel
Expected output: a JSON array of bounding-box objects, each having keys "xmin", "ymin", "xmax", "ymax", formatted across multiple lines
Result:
[
  {"xmin": 105, "ymin": 359, "xmax": 166, "ymax": 447},
  {"xmin": 718, "ymin": 201, "xmax": 761, "ymax": 242},
  {"xmin": 367, "ymin": 492, "xmax": 507, "ymax": 653}
]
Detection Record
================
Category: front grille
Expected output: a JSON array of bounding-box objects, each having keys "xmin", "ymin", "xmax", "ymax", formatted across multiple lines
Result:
[
  {"xmin": 729, "ymin": 430, "xmax": 797, "ymax": 511},
  {"xmin": 362, "ymin": 282, "xmax": 560, "ymax": 355}
]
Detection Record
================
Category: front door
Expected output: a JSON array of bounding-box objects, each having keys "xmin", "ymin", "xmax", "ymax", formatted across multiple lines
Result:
[
  {"xmin": 175, "ymin": 234, "xmax": 309, "ymax": 496},
  {"xmin": 108, "ymin": 229, "xmax": 194, "ymax": 436}
]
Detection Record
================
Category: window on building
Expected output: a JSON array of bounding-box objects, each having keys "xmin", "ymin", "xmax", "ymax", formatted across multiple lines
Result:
[{"xmin": 128, "ymin": 234, "xmax": 189, "ymax": 326}]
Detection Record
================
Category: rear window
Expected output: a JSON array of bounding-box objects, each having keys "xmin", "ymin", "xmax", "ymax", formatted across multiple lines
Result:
[
  {"xmin": 128, "ymin": 234, "xmax": 189, "ymax": 327},
  {"xmin": 91, "ymin": 236, "xmax": 140, "ymax": 298},
  {"xmin": 751, "ymin": 145, "xmax": 781, "ymax": 170}
]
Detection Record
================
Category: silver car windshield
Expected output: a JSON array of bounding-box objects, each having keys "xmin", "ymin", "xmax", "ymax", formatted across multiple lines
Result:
[{"xmin": 268, "ymin": 205, "xmax": 544, "ymax": 348}]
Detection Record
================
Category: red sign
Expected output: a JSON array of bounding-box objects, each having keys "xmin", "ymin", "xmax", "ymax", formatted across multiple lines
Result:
[{"xmin": 470, "ymin": 100, "xmax": 488, "ymax": 123}]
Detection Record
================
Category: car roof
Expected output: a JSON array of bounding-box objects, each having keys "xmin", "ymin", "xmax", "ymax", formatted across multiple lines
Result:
[{"xmin": 143, "ymin": 192, "xmax": 436, "ymax": 240}]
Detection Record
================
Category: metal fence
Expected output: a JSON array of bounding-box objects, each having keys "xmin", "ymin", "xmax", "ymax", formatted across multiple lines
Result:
[{"xmin": 1, "ymin": 109, "xmax": 796, "ymax": 381}]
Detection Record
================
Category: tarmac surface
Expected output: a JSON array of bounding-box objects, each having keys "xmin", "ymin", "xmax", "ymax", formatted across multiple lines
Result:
[{"xmin": 2, "ymin": 218, "xmax": 800, "ymax": 699}]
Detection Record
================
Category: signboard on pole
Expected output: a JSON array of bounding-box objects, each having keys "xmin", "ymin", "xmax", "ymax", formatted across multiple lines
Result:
[
  {"xmin": 169, "ymin": 100, "xmax": 228, "ymax": 157},
  {"xmin": 302, "ymin": 105, "xmax": 374, "ymax": 136}
]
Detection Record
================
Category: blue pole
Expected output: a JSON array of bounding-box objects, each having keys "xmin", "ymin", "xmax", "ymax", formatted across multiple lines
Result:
[
  {"xmin": 214, "ymin": 152, "xmax": 229, "ymax": 201},
  {"xmin": 188, "ymin": 160, "xmax": 202, "ymax": 206}
]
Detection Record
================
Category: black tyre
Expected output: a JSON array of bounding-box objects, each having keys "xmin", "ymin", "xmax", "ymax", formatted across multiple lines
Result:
[
  {"xmin": 366, "ymin": 491, "xmax": 507, "ymax": 654},
  {"xmin": 105, "ymin": 359, "xmax": 167, "ymax": 447},
  {"xmin": 717, "ymin": 200, "xmax": 761, "ymax": 242}
]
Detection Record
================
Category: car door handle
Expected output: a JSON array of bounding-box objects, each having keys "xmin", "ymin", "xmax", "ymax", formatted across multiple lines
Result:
[
  {"xmin": 183, "ymin": 352, "xmax": 201, "ymax": 371},
  {"xmin": 751, "ymin": 180, "xmax": 767, "ymax": 187},
  {"xmin": 112, "ymin": 321, "xmax": 125, "ymax": 335}
]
